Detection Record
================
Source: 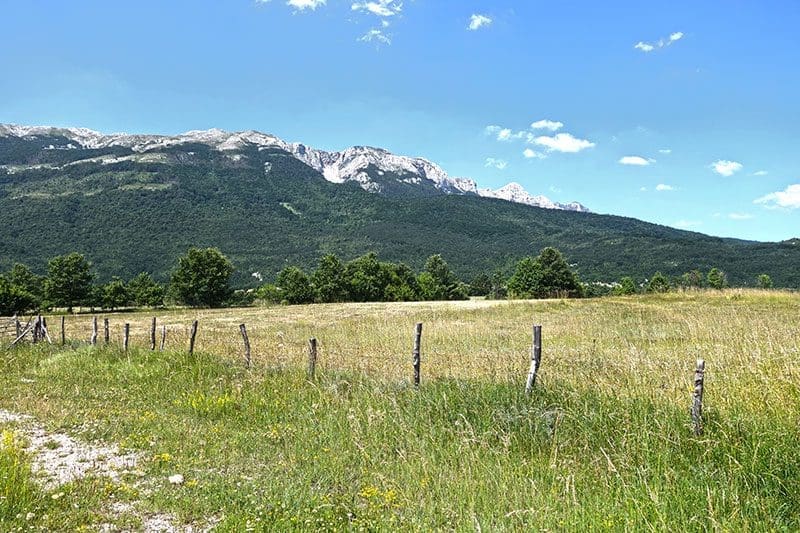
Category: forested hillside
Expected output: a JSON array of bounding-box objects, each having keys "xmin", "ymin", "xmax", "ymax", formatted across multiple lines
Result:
[{"xmin": 1, "ymin": 132, "xmax": 798, "ymax": 287}]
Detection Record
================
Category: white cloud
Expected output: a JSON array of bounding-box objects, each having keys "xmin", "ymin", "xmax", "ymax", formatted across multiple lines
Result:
[
  {"xmin": 728, "ymin": 212, "xmax": 754, "ymax": 220},
  {"xmin": 754, "ymin": 184, "xmax": 800, "ymax": 209},
  {"xmin": 497, "ymin": 128, "xmax": 513, "ymax": 141},
  {"xmin": 711, "ymin": 160, "xmax": 743, "ymax": 177},
  {"xmin": 532, "ymin": 133, "xmax": 595, "ymax": 153},
  {"xmin": 484, "ymin": 157, "xmax": 508, "ymax": 170},
  {"xmin": 640, "ymin": 186, "xmax": 648, "ymax": 192},
  {"xmin": 468, "ymin": 14, "xmax": 492, "ymax": 31},
  {"xmin": 658, "ymin": 149, "xmax": 672, "ymax": 154},
  {"xmin": 523, "ymin": 148, "xmax": 546, "ymax": 159},
  {"xmin": 655, "ymin": 184, "xmax": 674, "ymax": 191},
  {"xmin": 530, "ymin": 119, "xmax": 563, "ymax": 131},
  {"xmin": 549, "ymin": 185, "xmax": 562, "ymax": 193},
  {"xmin": 352, "ymin": 0, "xmax": 402, "ymax": 17},
  {"xmin": 753, "ymin": 170, "xmax": 768, "ymax": 176},
  {"xmin": 358, "ymin": 29, "xmax": 391, "ymax": 45},
  {"xmin": 286, "ymin": 0, "xmax": 326, "ymax": 10},
  {"xmin": 619, "ymin": 155, "xmax": 654, "ymax": 166},
  {"xmin": 635, "ymin": 31, "xmax": 684, "ymax": 53}
]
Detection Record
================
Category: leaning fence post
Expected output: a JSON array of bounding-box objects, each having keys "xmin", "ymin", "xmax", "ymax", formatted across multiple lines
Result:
[
  {"xmin": 160, "ymin": 325, "xmax": 166, "ymax": 351},
  {"xmin": 60, "ymin": 316, "xmax": 66, "ymax": 345},
  {"xmin": 123, "ymin": 323, "xmax": 130, "ymax": 352},
  {"xmin": 691, "ymin": 359, "xmax": 705, "ymax": 435},
  {"xmin": 525, "ymin": 325, "xmax": 542, "ymax": 394},
  {"xmin": 91, "ymin": 316, "xmax": 98, "ymax": 345},
  {"xmin": 103, "ymin": 318, "xmax": 110, "ymax": 344},
  {"xmin": 188, "ymin": 320, "xmax": 198, "ymax": 356},
  {"xmin": 239, "ymin": 324, "xmax": 251, "ymax": 368},
  {"xmin": 307, "ymin": 337, "xmax": 318, "ymax": 381},
  {"xmin": 150, "ymin": 317, "xmax": 157, "ymax": 351},
  {"xmin": 412, "ymin": 323, "xmax": 422, "ymax": 387}
]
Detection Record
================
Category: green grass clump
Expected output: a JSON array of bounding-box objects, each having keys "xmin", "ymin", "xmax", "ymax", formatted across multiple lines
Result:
[{"xmin": 0, "ymin": 429, "xmax": 39, "ymax": 524}]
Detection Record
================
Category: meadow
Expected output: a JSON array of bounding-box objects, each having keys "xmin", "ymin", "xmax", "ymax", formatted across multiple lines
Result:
[{"xmin": 1, "ymin": 290, "xmax": 798, "ymax": 531}]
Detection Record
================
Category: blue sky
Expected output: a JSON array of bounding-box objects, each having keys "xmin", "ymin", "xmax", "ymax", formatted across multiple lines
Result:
[{"xmin": 2, "ymin": 0, "xmax": 799, "ymax": 241}]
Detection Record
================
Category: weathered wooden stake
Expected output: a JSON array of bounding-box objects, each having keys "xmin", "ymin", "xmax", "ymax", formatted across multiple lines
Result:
[
  {"xmin": 33, "ymin": 315, "xmax": 43, "ymax": 344},
  {"xmin": 239, "ymin": 324, "xmax": 252, "ymax": 368},
  {"xmin": 60, "ymin": 316, "xmax": 66, "ymax": 345},
  {"xmin": 160, "ymin": 325, "xmax": 166, "ymax": 351},
  {"xmin": 91, "ymin": 316, "xmax": 98, "ymax": 345},
  {"xmin": 150, "ymin": 317, "xmax": 157, "ymax": 351},
  {"xmin": 123, "ymin": 323, "xmax": 130, "ymax": 352},
  {"xmin": 103, "ymin": 318, "xmax": 110, "ymax": 344},
  {"xmin": 41, "ymin": 316, "xmax": 52, "ymax": 344},
  {"xmin": 412, "ymin": 322, "xmax": 422, "ymax": 387},
  {"xmin": 188, "ymin": 320, "xmax": 198, "ymax": 356},
  {"xmin": 691, "ymin": 359, "xmax": 705, "ymax": 436},
  {"xmin": 307, "ymin": 337, "xmax": 318, "ymax": 380},
  {"xmin": 16, "ymin": 317, "xmax": 21, "ymax": 338},
  {"xmin": 525, "ymin": 325, "xmax": 543, "ymax": 394}
]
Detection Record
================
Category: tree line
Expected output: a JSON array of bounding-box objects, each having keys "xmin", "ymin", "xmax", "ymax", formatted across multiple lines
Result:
[{"xmin": 0, "ymin": 246, "xmax": 778, "ymax": 315}]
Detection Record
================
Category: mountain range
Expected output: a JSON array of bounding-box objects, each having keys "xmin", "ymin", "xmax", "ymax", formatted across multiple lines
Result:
[
  {"xmin": 1, "ymin": 123, "xmax": 798, "ymax": 288},
  {"xmin": 0, "ymin": 124, "xmax": 588, "ymax": 212}
]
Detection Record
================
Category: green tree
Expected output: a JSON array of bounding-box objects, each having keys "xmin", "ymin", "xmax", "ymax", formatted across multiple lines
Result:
[
  {"xmin": 757, "ymin": 274, "xmax": 773, "ymax": 289},
  {"xmin": 8, "ymin": 263, "xmax": 44, "ymax": 307},
  {"xmin": 127, "ymin": 272, "xmax": 165, "ymax": 307},
  {"xmin": 101, "ymin": 278, "xmax": 130, "ymax": 310},
  {"xmin": 647, "ymin": 272, "xmax": 671, "ymax": 293},
  {"xmin": 345, "ymin": 253, "xmax": 393, "ymax": 302},
  {"xmin": 468, "ymin": 273, "xmax": 492, "ymax": 297},
  {"xmin": 170, "ymin": 247, "xmax": 234, "ymax": 307},
  {"xmin": 614, "ymin": 277, "xmax": 638, "ymax": 295},
  {"xmin": 0, "ymin": 276, "xmax": 38, "ymax": 316},
  {"xmin": 417, "ymin": 255, "xmax": 468, "ymax": 301},
  {"xmin": 535, "ymin": 247, "xmax": 583, "ymax": 297},
  {"xmin": 707, "ymin": 267, "xmax": 727, "ymax": 290},
  {"xmin": 508, "ymin": 247, "xmax": 582, "ymax": 299},
  {"xmin": 45, "ymin": 252, "xmax": 94, "ymax": 312},
  {"xmin": 311, "ymin": 254, "xmax": 349, "ymax": 303},
  {"xmin": 384, "ymin": 263, "xmax": 420, "ymax": 301},
  {"xmin": 275, "ymin": 266, "xmax": 315, "ymax": 304},
  {"xmin": 507, "ymin": 257, "xmax": 541, "ymax": 299},
  {"xmin": 680, "ymin": 270, "xmax": 704, "ymax": 289},
  {"xmin": 489, "ymin": 269, "xmax": 508, "ymax": 299}
]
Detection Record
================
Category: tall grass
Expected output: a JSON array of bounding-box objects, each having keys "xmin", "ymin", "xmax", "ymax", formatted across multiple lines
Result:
[{"xmin": 1, "ymin": 291, "xmax": 799, "ymax": 529}]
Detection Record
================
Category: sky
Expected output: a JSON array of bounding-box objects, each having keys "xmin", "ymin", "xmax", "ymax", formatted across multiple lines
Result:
[{"xmin": 1, "ymin": 0, "xmax": 799, "ymax": 242}]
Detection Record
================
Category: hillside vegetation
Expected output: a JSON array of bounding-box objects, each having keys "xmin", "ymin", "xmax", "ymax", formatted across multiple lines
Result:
[
  {"xmin": 1, "ymin": 292, "xmax": 798, "ymax": 530},
  {"xmin": 1, "ymin": 135, "xmax": 799, "ymax": 287}
]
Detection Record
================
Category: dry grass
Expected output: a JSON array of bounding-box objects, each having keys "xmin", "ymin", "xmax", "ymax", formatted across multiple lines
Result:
[
  {"xmin": 54, "ymin": 290, "xmax": 800, "ymax": 413},
  {"xmin": 3, "ymin": 290, "xmax": 800, "ymax": 530}
]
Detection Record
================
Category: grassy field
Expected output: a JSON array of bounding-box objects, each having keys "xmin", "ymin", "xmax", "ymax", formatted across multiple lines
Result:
[{"xmin": 1, "ymin": 291, "xmax": 799, "ymax": 530}]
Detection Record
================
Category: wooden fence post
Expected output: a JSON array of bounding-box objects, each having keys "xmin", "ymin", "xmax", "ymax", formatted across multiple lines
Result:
[
  {"xmin": 41, "ymin": 316, "xmax": 51, "ymax": 344},
  {"xmin": 160, "ymin": 325, "xmax": 166, "ymax": 351},
  {"xmin": 692, "ymin": 359, "xmax": 705, "ymax": 435},
  {"xmin": 104, "ymin": 318, "xmax": 110, "ymax": 344},
  {"xmin": 15, "ymin": 317, "xmax": 21, "ymax": 339},
  {"xmin": 239, "ymin": 324, "xmax": 251, "ymax": 368},
  {"xmin": 525, "ymin": 325, "xmax": 542, "ymax": 394},
  {"xmin": 412, "ymin": 323, "xmax": 422, "ymax": 387},
  {"xmin": 150, "ymin": 317, "xmax": 157, "ymax": 351},
  {"xmin": 91, "ymin": 316, "xmax": 98, "ymax": 346},
  {"xmin": 123, "ymin": 323, "xmax": 130, "ymax": 352},
  {"xmin": 60, "ymin": 316, "xmax": 65, "ymax": 345},
  {"xmin": 188, "ymin": 320, "xmax": 198, "ymax": 356},
  {"xmin": 307, "ymin": 337, "xmax": 317, "ymax": 381}
]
